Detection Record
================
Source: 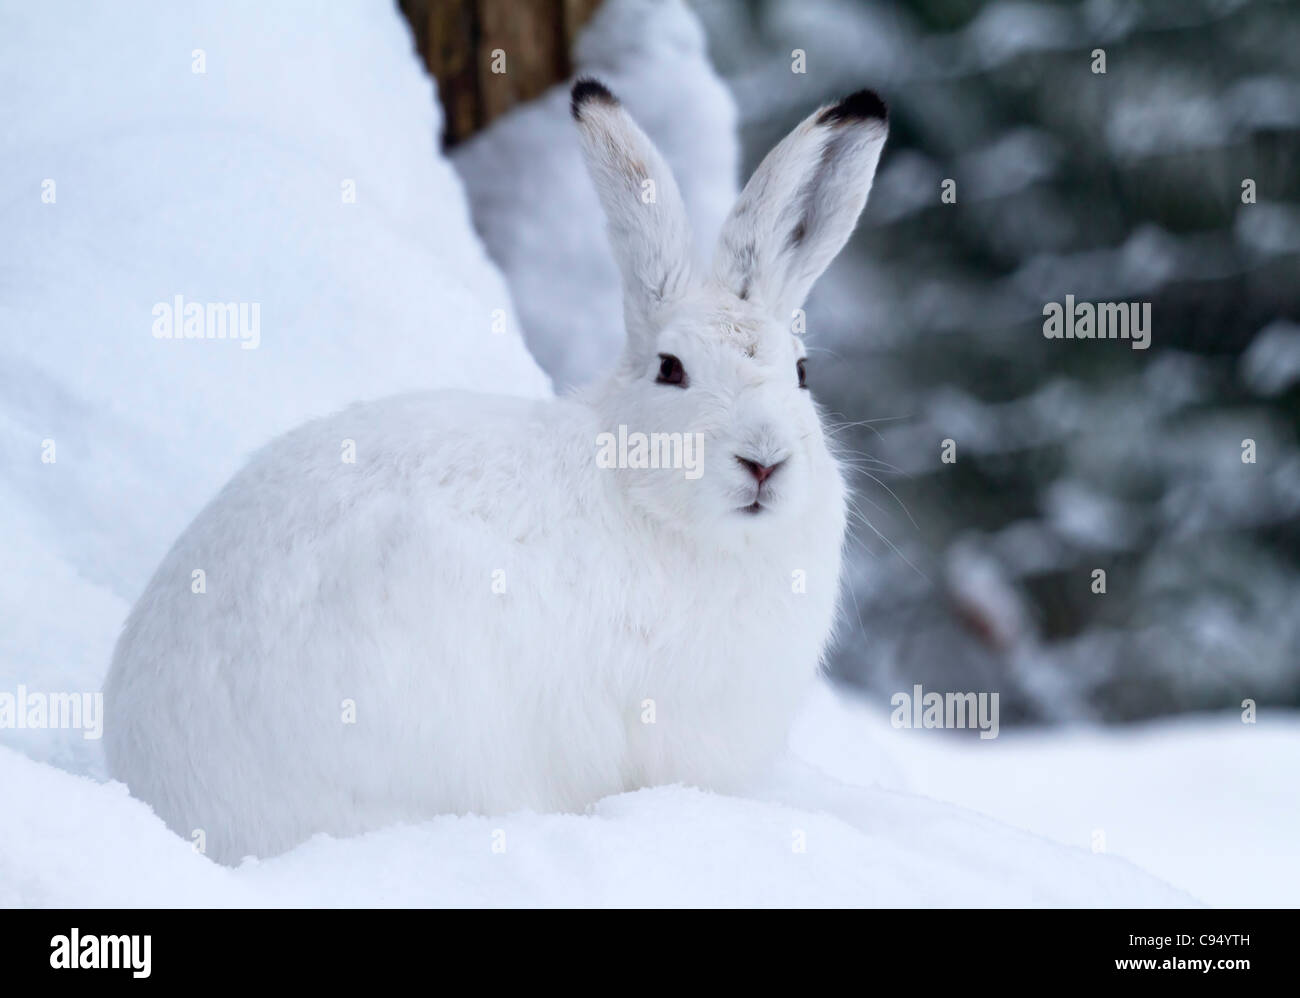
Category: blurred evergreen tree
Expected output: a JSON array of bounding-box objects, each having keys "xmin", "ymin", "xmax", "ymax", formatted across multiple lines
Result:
[{"xmin": 697, "ymin": 0, "xmax": 1300, "ymax": 722}]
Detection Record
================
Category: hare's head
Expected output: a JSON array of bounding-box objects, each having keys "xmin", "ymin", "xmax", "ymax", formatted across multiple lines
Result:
[{"xmin": 574, "ymin": 79, "xmax": 887, "ymax": 539}]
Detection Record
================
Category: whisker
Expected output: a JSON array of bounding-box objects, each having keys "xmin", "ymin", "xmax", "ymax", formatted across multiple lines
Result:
[{"xmin": 843, "ymin": 494, "xmax": 930, "ymax": 585}]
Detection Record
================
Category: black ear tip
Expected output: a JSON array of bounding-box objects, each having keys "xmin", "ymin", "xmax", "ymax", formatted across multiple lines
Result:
[
  {"xmin": 817, "ymin": 89, "xmax": 889, "ymax": 127},
  {"xmin": 571, "ymin": 77, "xmax": 618, "ymax": 120}
]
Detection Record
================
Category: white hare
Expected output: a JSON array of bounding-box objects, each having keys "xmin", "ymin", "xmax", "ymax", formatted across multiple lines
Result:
[{"xmin": 103, "ymin": 80, "xmax": 889, "ymax": 864}]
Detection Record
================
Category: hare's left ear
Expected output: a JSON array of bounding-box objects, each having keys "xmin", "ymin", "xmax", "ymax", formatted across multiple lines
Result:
[
  {"xmin": 572, "ymin": 78, "xmax": 695, "ymax": 354},
  {"xmin": 713, "ymin": 90, "xmax": 889, "ymax": 324}
]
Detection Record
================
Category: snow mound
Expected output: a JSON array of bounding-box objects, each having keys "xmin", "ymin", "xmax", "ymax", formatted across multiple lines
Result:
[
  {"xmin": 452, "ymin": 0, "xmax": 739, "ymax": 390},
  {"xmin": 0, "ymin": 681, "xmax": 1194, "ymax": 907},
  {"xmin": 0, "ymin": 0, "xmax": 549, "ymax": 775}
]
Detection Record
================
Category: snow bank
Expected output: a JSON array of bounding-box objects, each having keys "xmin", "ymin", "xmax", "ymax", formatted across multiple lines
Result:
[
  {"xmin": 0, "ymin": 681, "xmax": 1195, "ymax": 907},
  {"xmin": 452, "ymin": 0, "xmax": 739, "ymax": 390},
  {"xmin": 0, "ymin": 0, "xmax": 549, "ymax": 774}
]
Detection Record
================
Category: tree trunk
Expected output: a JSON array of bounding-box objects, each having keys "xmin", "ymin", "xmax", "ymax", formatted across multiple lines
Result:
[{"xmin": 399, "ymin": 0, "xmax": 603, "ymax": 147}]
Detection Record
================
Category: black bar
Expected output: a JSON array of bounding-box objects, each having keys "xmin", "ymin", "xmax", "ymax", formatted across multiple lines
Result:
[{"xmin": 0, "ymin": 909, "xmax": 1282, "ymax": 985}]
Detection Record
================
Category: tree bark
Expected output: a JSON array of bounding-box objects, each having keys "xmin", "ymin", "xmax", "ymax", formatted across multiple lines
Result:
[{"xmin": 399, "ymin": 0, "xmax": 603, "ymax": 147}]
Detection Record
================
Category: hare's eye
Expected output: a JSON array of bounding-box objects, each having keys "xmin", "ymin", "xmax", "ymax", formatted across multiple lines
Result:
[
  {"xmin": 656, "ymin": 354, "xmax": 687, "ymax": 388},
  {"xmin": 797, "ymin": 358, "xmax": 808, "ymax": 389}
]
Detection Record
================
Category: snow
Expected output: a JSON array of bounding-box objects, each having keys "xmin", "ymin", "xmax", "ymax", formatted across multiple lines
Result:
[
  {"xmin": 451, "ymin": 0, "xmax": 738, "ymax": 390},
  {"xmin": 1, "ymin": 0, "xmax": 1290, "ymax": 909},
  {"xmin": 916, "ymin": 718, "xmax": 1300, "ymax": 909},
  {"xmin": 798, "ymin": 685, "xmax": 1300, "ymax": 908},
  {"xmin": 1241, "ymin": 319, "xmax": 1300, "ymax": 396}
]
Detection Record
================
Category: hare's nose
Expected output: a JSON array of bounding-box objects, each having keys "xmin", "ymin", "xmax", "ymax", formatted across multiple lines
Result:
[{"xmin": 736, "ymin": 456, "xmax": 784, "ymax": 484}]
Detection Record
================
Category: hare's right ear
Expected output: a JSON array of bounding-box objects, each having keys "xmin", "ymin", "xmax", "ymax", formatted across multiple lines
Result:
[
  {"xmin": 713, "ymin": 90, "xmax": 889, "ymax": 326},
  {"xmin": 572, "ymin": 78, "xmax": 694, "ymax": 355}
]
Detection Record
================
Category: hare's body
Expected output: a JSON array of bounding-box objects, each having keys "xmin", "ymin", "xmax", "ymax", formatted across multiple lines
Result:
[
  {"xmin": 105, "ymin": 391, "xmax": 844, "ymax": 863},
  {"xmin": 105, "ymin": 79, "xmax": 887, "ymax": 863}
]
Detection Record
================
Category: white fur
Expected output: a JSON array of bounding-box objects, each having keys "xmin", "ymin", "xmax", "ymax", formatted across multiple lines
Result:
[
  {"xmin": 104, "ymin": 86, "xmax": 888, "ymax": 864},
  {"xmin": 452, "ymin": 0, "xmax": 739, "ymax": 390}
]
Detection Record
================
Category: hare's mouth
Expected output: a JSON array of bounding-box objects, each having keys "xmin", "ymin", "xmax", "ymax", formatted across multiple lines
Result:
[{"xmin": 738, "ymin": 501, "xmax": 765, "ymax": 515}]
